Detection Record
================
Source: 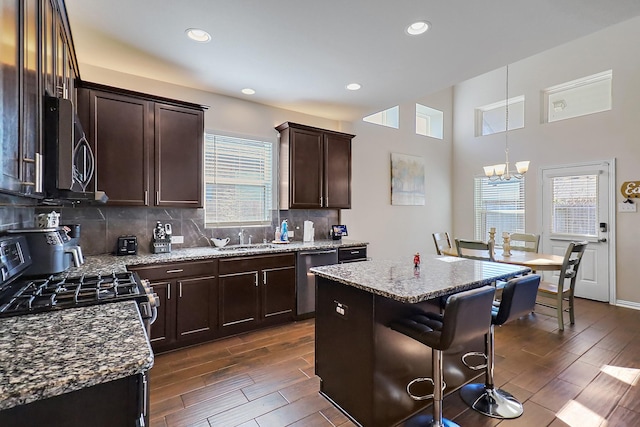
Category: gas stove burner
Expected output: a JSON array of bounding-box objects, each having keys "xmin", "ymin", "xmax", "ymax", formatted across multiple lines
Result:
[{"xmin": 0, "ymin": 271, "xmax": 149, "ymax": 317}]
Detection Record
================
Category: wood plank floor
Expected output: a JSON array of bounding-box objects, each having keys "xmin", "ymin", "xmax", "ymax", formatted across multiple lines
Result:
[{"xmin": 149, "ymin": 298, "xmax": 640, "ymax": 427}]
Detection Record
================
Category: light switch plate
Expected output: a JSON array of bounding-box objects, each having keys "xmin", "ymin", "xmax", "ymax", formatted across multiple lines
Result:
[
  {"xmin": 171, "ymin": 235, "xmax": 184, "ymax": 244},
  {"xmin": 618, "ymin": 202, "xmax": 637, "ymax": 213}
]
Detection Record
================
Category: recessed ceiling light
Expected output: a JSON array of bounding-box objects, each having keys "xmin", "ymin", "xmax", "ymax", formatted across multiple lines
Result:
[
  {"xmin": 346, "ymin": 83, "xmax": 361, "ymax": 91},
  {"xmin": 185, "ymin": 28, "xmax": 211, "ymax": 43},
  {"xmin": 241, "ymin": 88, "xmax": 256, "ymax": 95},
  {"xmin": 406, "ymin": 21, "xmax": 430, "ymax": 36}
]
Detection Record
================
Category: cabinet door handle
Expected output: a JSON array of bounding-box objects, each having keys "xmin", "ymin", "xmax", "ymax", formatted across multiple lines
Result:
[
  {"xmin": 35, "ymin": 154, "xmax": 43, "ymax": 193},
  {"xmin": 263, "ymin": 271, "xmax": 267, "ymax": 285},
  {"xmin": 166, "ymin": 269, "xmax": 184, "ymax": 274},
  {"xmin": 167, "ymin": 284, "xmax": 171, "ymax": 300},
  {"xmin": 156, "ymin": 191, "xmax": 160, "ymax": 205},
  {"xmin": 254, "ymin": 272, "xmax": 259, "ymax": 287},
  {"xmin": 144, "ymin": 191, "xmax": 148, "ymax": 205},
  {"xmin": 179, "ymin": 282, "xmax": 183, "ymax": 298}
]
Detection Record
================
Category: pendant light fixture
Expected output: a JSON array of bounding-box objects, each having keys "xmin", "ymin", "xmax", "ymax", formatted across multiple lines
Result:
[{"xmin": 483, "ymin": 65, "xmax": 529, "ymax": 182}]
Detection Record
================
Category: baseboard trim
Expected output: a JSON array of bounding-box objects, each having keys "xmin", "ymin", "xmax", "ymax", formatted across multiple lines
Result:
[{"xmin": 615, "ymin": 300, "xmax": 640, "ymax": 311}]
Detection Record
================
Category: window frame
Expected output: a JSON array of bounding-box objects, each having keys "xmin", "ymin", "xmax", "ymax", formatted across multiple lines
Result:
[
  {"xmin": 474, "ymin": 176, "xmax": 526, "ymax": 244},
  {"xmin": 203, "ymin": 131, "xmax": 277, "ymax": 228}
]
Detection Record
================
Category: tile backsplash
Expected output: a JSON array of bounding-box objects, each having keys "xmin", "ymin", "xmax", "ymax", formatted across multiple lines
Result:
[
  {"xmin": 0, "ymin": 194, "xmax": 36, "ymax": 231},
  {"xmin": 33, "ymin": 206, "xmax": 339, "ymax": 255}
]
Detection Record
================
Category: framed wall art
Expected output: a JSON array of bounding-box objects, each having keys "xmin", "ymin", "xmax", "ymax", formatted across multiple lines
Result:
[{"xmin": 390, "ymin": 153, "xmax": 425, "ymax": 206}]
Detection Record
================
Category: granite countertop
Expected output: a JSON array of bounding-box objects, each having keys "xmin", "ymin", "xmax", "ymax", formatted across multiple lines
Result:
[
  {"xmin": 310, "ymin": 255, "xmax": 530, "ymax": 303},
  {"xmin": 0, "ymin": 301, "xmax": 154, "ymax": 411},
  {"xmin": 67, "ymin": 239, "xmax": 368, "ymax": 276}
]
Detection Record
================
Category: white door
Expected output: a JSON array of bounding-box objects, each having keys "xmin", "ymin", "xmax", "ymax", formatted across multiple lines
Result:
[{"xmin": 539, "ymin": 161, "xmax": 615, "ymax": 302}]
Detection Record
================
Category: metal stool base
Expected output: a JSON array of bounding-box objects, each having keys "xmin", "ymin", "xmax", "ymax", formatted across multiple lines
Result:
[
  {"xmin": 459, "ymin": 383, "xmax": 523, "ymax": 419},
  {"xmin": 404, "ymin": 414, "xmax": 461, "ymax": 427}
]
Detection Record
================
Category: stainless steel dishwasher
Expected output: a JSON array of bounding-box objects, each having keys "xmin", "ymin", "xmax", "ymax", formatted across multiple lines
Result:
[{"xmin": 296, "ymin": 248, "xmax": 338, "ymax": 317}]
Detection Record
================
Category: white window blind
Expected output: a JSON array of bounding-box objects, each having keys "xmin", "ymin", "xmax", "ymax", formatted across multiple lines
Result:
[
  {"xmin": 474, "ymin": 177, "xmax": 525, "ymax": 242},
  {"xmin": 550, "ymin": 175, "xmax": 597, "ymax": 237},
  {"xmin": 204, "ymin": 133, "xmax": 274, "ymax": 226}
]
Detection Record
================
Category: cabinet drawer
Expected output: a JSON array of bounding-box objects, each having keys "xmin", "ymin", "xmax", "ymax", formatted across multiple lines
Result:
[
  {"xmin": 129, "ymin": 259, "xmax": 218, "ymax": 280},
  {"xmin": 219, "ymin": 253, "xmax": 295, "ymax": 275},
  {"xmin": 338, "ymin": 246, "xmax": 368, "ymax": 263}
]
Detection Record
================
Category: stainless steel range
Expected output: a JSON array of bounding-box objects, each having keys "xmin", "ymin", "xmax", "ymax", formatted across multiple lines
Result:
[{"xmin": 0, "ymin": 235, "xmax": 158, "ymax": 336}]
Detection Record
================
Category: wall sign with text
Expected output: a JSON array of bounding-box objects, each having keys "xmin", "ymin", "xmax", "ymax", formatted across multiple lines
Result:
[{"xmin": 621, "ymin": 181, "xmax": 640, "ymax": 198}]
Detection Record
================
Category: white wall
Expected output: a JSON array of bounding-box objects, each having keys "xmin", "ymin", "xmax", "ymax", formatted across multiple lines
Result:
[
  {"xmin": 452, "ymin": 16, "xmax": 640, "ymax": 304},
  {"xmin": 342, "ymin": 89, "xmax": 454, "ymax": 261},
  {"xmin": 78, "ymin": 64, "xmax": 346, "ymax": 141}
]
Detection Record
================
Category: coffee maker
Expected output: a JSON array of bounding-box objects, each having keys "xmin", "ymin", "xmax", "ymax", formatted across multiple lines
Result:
[{"xmin": 152, "ymin": 221, "xmax": 172, "ymax": 254}]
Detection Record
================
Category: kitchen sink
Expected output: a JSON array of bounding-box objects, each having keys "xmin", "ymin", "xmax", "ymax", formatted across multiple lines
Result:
[{"xmin": 215, "ymin": 244, "xmax": 274, "ymax": 252}]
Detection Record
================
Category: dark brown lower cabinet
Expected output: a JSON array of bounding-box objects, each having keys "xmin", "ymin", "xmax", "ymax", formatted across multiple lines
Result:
[
  {"xmin": 219, "ymin": 253, "xmax": 296, "ymax": 336},
  {"xmin": 129, "ymin": 260, "xmax": 218, "ymax": 353},
  {"xmin": 130, "ymin": 253, "xmax": 295, "ymax": 353}
]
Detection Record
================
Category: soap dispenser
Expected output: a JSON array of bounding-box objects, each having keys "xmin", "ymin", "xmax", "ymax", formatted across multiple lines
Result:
[{"xmin": 280, "ymin": 219, "xmax": 289, "ymax": 241}]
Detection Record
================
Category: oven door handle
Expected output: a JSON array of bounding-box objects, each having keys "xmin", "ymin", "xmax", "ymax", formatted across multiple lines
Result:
[{"xmin": 149, "ymin": 304, "xmax": 158, "ymax": 326}]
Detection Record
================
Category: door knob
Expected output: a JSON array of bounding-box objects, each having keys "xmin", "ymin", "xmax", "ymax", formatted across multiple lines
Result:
[{"xmin": 598, "ymin": 238, "xmax": 607, "ymax": 243}]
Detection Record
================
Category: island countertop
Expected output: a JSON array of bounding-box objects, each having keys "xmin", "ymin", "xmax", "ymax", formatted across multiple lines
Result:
[
  {"xmin": 0, "ymin": 301, "xmax": 154, "ymax": 411},
  {"xmin": 311, "ymin": 255, "xmax": 531, "ymax": 303}
]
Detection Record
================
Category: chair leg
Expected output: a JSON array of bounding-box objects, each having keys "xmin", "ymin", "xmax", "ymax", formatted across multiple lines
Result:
[
  {"xmin": 569, "ymin": 293, "xmax": 575, "ymax": 325},
  {"xmin": 459, "ymin": 325, "xmax": 523, "ymax": 419},
  {"xmin": 557, "ymin": 292, "xmax": 564, "ymax": 331}
]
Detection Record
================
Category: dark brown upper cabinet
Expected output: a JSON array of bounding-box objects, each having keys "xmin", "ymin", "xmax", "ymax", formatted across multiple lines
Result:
[
  {"xmin": 0, "ymin": 0, "xmax": 78, "ymax": 197},
  {"xmin": 276, "ymin": 122, "xmax": 354, "ymax": 209},
  {"xmin": 77, "ymin": 83, "xmax": 204, "ymax": 207}
]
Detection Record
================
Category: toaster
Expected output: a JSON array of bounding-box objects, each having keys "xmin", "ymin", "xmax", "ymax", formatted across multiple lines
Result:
[{"xmin": 116, "ymin": 236, "xmax": 138, "ymax": 256}]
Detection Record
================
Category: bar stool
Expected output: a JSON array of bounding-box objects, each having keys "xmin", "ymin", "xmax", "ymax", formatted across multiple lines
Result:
[
  {"xmin": 391, "ymin": 286, "xmax": 496, "ymax": 427},
  {"xmin": 460, "ymin": 274, "xmax": 541, "ymax": 419}
]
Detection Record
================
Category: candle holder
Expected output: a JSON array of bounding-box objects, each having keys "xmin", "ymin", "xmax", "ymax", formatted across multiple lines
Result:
[
  {"xmin": 502, "ymin": 234, "xmax": 512, "ymax": 257},
  {"xmin": 488, "ymin": 229, "xmax": 496, "ymax": 255}
]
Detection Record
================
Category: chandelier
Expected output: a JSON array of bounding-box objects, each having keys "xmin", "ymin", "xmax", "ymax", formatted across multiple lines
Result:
[{"xmin": 483, "ymin": 65, "xmax": 530, "ymax": 182}]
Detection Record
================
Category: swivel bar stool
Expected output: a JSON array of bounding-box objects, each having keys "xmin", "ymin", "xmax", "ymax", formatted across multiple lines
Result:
[
  {"xmin": 460, "ymin": 274, "xmax": 541, "ymax": 419},
  {"xmin": 391, "ymin": 286, "xmax": 496, "ymax": 427}
]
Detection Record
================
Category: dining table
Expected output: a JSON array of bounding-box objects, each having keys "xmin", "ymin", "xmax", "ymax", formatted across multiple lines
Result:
[{"xmin": 441, "ymin": 246, "xmax": 565, "ymax": 271}]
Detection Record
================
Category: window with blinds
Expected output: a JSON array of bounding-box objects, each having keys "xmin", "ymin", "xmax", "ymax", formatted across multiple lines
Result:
[
  {"xmin": 474, "ymin": 177, "xmax": 525, "ymax": 242},
  {"xmin": 204, "ymin": 133, "xmax": 275, "ymax": 227},
  {"xmin": 550, "ymin": 175, "xmax": 598, "ymax": 237}
]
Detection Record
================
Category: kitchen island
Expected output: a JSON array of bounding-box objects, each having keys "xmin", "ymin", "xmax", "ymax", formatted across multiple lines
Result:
[{"xmin": 311, "ymin": 255, "xmax": 530, "ymax": 427}]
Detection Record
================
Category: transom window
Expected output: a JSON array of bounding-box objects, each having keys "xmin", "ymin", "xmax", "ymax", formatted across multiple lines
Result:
[
  {"xmin": 474, "ymin": 177, "xmax": 525, "ymax": 242},
  {"xmin": 475, "ymin": 96, "xmax": 525, "ymax": 137},
  {"xmin": 204, "ymin": 133, "xmax": 275, "ymax": 227}
]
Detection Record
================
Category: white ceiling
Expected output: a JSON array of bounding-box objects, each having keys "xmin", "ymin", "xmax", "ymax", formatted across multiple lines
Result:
[{"xmin": 64, "ymin": 0, "xmax": 640, "ymax": 122}]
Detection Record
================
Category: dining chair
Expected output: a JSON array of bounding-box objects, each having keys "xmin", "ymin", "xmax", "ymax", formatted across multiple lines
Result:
[
  {"xmin": 535, "ymin": 241, "xmax": 588, "ymax": 331},
  {"xmin": 432, "ymin": 232, "xmax": 452, "ymax": 255},
  {"xmin": 455, "ymin": 239, "xmax": 495, "ymax": 261},
  {"xmin": 509, "ymin": 233, "xmax": 540, "ymax": 252}
]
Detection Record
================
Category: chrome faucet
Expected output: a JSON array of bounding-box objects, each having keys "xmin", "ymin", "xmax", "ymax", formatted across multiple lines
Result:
[{"xmin": 238, "ymin": 229, "xmax": 245, "ymax": 245}]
